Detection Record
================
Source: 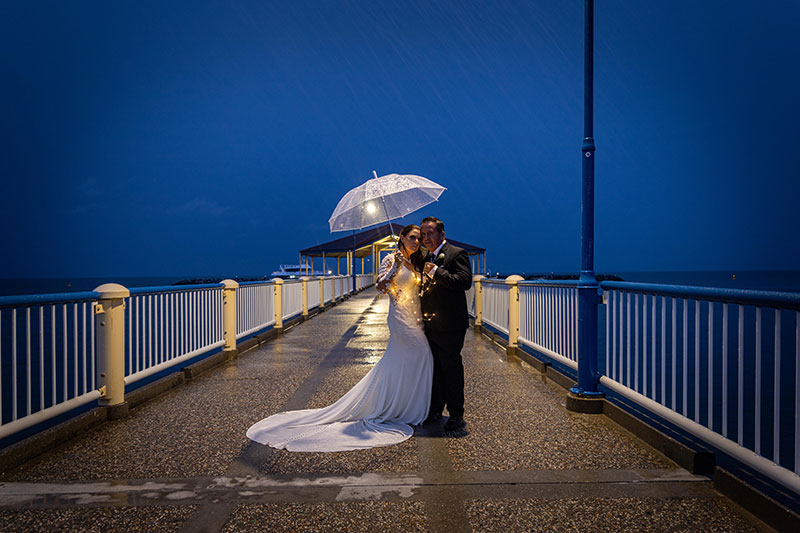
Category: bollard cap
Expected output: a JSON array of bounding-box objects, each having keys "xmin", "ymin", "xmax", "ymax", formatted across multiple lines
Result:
[
  {"xmin": 93, "ymin": 283, "xmax": 130, "ymax": 299},
  {"xmin": 220, "ymin": 279, "xmax": 239, "ymax": 289},
  {"xmin": 504, "ymin": 275, "xmax": 524, "ymax": 285},
  {"xmin": 472, "ymin": 274, "xmax": 485, "ymax": 282},
  {"xmin": 271, "ymin": 277, "xmax": 284, "ymax": 284}
]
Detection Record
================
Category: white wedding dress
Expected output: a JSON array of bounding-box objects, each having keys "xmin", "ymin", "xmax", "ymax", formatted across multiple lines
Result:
[{"xmin": 246, "ymin": 258, "xmax": 432, "ymax": 451}]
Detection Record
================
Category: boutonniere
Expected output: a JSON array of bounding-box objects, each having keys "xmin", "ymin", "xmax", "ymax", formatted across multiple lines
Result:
[{"xmin": 436, "ymin": 253, "xmax": 446, "ymax": 261}]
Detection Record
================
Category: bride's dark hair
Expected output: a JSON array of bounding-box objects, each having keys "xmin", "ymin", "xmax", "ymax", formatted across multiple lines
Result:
[{"xmin": 398, "ymin": 224, "xmax": 424, "ymax": 271}]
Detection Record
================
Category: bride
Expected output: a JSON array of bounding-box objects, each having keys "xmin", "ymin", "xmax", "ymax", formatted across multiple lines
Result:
[{"xmin": 246, "ymin": 224, "xmax": 432, "ymax": 451}]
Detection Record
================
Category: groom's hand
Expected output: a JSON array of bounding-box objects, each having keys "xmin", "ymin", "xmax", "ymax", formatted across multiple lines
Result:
[{"xmin": 423, "ymin": 262, "xmax": 437, "ymax": 277}]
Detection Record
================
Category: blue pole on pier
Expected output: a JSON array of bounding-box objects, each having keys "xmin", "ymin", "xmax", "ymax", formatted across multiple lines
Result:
[{"xmin": 569, "ymin": 0, "xmax": 604, "ymax": 409}]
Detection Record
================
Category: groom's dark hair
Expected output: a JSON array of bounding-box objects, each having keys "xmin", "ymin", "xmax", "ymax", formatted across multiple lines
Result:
[{"xmin": 421, "ymin": 216, "xmax": 444, "ymax": 233}]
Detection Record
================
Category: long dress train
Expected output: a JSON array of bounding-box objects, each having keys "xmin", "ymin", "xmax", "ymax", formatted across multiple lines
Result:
[{"xmin": 246, "ymin": 259, "xmax": 432, "ymax": 452}]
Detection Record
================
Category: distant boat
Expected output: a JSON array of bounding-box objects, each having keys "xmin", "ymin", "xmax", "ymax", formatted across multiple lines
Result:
[{"xmin": 270, "ymin": 264, "xmax": 331, "ymax": 279}]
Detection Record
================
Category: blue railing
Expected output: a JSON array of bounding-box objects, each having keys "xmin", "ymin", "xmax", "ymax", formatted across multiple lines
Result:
[
  {"xmin": 599, "ymin": 281, "xmax": 800, "ymax": 493},
  {"xmin": 470, "ymin": 276, "xmax": 800, "ymax": 496},
  {"xmin": 0, "ymin": 292, "xmax": 103, "ymax": 441},
  {"xmin": 125, "ymin": 284, "xmax": 225, "ymax": 386},
  {"xmin": 0, "ymin": 275, "xmax": 371, "ymax": 445},
  {"xmin": 519, "ymin": 281, "xmax": 579, "ymax": 368}
]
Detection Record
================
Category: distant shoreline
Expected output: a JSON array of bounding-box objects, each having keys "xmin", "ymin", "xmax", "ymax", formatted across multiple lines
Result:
[
  {"xmin": 1, "ymin": 270, "xmax": 798, "ymax": 297},
  {"xmin": 485, "ymin": 270, "xmax": 800, "ymax": 293}
]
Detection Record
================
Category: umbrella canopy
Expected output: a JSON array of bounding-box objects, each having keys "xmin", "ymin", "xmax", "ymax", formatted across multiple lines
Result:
[{"xmin": 328, "ymin": 173, "xmax": 446, "ymax": 232}]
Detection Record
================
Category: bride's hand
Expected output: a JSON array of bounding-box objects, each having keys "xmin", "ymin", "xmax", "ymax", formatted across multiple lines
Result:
[
  {"xmin": 396, "ymin": 251, "xmax": 414, "ymax": 269},
  {"xmin": 378, "ymin": 272, "xmax": 398, "ymax": 293},
  {"xmin": 377, "ymin": 255, "xmax": 401, "ymax": 292}
]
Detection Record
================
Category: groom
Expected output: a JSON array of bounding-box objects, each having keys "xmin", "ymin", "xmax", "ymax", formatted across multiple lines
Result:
[{"xmin": 418, "ymin": 216, "xmax": 473, "ymax": 432}]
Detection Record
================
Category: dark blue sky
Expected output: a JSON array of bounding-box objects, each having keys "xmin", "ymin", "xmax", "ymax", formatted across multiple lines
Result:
[{"xmin": 2, "ymin": 1, "xmax": 798, "ymax": 278}]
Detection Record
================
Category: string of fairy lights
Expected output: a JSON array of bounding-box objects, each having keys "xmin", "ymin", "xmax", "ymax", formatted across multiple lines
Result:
[{"xmin": 380, "ymin": 252, "xmax": 437, "ymax": 322}]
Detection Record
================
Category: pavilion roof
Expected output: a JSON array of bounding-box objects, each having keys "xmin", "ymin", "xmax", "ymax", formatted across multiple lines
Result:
[{"xmin": 299, "ymin": 223, "xmax": 485, "ymax": 258}]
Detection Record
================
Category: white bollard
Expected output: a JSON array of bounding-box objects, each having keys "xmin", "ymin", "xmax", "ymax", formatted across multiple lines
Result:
[
  {"xmin": 505, "ymin": 275, "xmax": 524, "ymax": 355},
  {"xmin": 473, "ymin": 275, "xmax": 485, "ymax": 330},
  {"xmin": 94, "ymin": 283, "xmax": 130, "ymax": 419},
  {"xmin": 221, "ymin": 279, "xmax": 239, "ymax": 356},
  {"xmin": 300, "ymin": 276, "xmax": 309, "ymax": 319},
  {"xmin": 273, "ymin": 278, "xmax": 284, "ymax": 331}
]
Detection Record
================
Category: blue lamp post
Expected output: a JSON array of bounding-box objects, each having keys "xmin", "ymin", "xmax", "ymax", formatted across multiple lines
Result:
[{"xmin": 568, "ymin": 0, "xmax": 605, "ymax": 412}]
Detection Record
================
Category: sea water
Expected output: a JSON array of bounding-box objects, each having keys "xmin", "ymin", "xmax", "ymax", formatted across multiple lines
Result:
[
  {"xmin": 612, "ymin": 270, "xmax": 800, "ymax": 293},
  {"xmin": 0, "ymin": 277, "xmax": 184, "ymax": 297}
]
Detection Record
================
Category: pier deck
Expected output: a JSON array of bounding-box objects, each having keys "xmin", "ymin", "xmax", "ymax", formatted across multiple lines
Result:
[{"xmin": 0, "ymin": 291, "xmax": 770, "ymax": 532}]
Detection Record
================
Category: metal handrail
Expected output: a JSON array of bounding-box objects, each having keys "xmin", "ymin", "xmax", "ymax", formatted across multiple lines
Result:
[
  {"xmin": 129, "ymin": 283, "xmax": 224, "ymax": 295},
  {"xmin": 600, "ymin": 281, "xmax": 800, "ymax": 310},
  {"xmin": 0, "ymin": 292, "xmax": 101, "ymax": 308}
]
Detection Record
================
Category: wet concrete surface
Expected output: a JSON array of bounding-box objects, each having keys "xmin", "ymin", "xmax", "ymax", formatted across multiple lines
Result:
[{"xmin": 0, "ymin": 291, "xmax": 772, "ymax": 532}]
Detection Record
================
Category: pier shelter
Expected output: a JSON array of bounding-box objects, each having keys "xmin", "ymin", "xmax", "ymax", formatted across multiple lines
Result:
[{"xmin": 298, "ymin": 223, "xmax": 487, "ymax": 279}]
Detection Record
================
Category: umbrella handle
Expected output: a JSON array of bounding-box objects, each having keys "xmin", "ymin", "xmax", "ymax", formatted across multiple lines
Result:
[
  {"xmin": 380, "ymin": 195, "xmax": 396, "ymax": 242},
  {"xmin": 374, "ymin": 169, "xmax": 397, "ymax": 243}
]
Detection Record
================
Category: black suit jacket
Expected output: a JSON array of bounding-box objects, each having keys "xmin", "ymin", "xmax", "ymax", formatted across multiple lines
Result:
[{"xmin": 419, "ymin": 242, "xmax": 473, "ymax": 332}]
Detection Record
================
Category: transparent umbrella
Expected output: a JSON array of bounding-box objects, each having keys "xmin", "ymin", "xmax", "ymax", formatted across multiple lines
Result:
[{"xmin": 328, "ymin": 171, "xmax": 446, "ymax": 236}]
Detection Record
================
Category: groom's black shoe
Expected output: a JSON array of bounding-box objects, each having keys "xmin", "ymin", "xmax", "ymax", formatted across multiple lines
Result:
[
  {"xmin": 423, "ymin": 413, "xmax": 442, "ymax": 425},
  {"xmin": 443, "ymin": 417, "xmax": 465, "ymax": 432}
]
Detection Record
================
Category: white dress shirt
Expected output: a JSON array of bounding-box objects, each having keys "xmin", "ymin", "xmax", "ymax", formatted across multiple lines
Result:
[{"xmin": 427, "ymin": 240, "xmax": 446, "ymax": 277}]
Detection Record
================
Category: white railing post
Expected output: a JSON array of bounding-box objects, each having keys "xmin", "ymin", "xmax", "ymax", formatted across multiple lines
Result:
[
  {"xmin": 273, "ymin": 278, "xmax": 284, "ymax": 332},
  {"xmin": 94, "ymin": 283, "xmax": 130, "ymax": 419},
  {"xmin": 505, "ymin": 275, "xmax": 524, "ymax": 356},
  {"xmin": 473, "ymin": 275, "xmax": 485, "ymax": 331},
  {"xmin": 300, "ymin": 276, "xmax": 309, "ymax": 320},
  {"xmin": 330, "ymin": 277, "xmax": 336, "ymax": 302},
  {"xmin": 319, "ymin": 277, "xmax": 326, "ymax": 308},
  {"xmin": 221, "ymin": 279, "xmax": 238, "ymax": 357}
]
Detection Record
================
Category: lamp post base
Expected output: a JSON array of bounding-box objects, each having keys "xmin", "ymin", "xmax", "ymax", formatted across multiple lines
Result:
[{"xmin": 566, "ymin": 390, "xmax": 604, "ymax": 414}]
